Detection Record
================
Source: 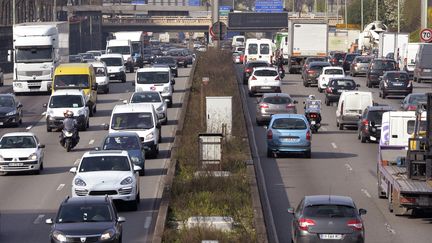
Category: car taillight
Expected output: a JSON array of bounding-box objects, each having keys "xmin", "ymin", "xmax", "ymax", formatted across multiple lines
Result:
[
  {"xmin": 362, "ymin": 119, "xmax": 369, "ymax": 128},
  {"xmin": 251, "ymin": 76, "xmax": 257, "ymax": 80},
  {"xmin": 267, "ymin": 130, "xmax": 273, "ymax": 139},
  {"xmin": 306, "ymin": 131, "xmax": 311, "ymax": 141},
  {"xmin": 307, "ymin": 70, "xmax": 315, "ymax": 74},
  {"xmin": 298, "ymin": 218, "xmax": 315, "ymax": 231},
  {"xmin": 347, "ymin": 219, "xmax": 363, "ymax": 231},
  {"xmin": 407, "ymin": 105, "xmax": 417, "ymax": 111},
  {"xmin": 260, "ymin": 103, "xmax": 269, "ymax": 109},
  {"xmin": 245, "ymin": 68, "xmax": 252, "ymax": 73},
  {"xmin": 400, "ymin": 197, "xmax": 416, "ymax": 204},
  {"xmin": 286, "ymin": 104, "xmax": 295, "ymax": 109},
  {"xmin": 325, "ymin": 87, "xmax": 332, "ymax": 93},
  {"xmin": 275, "ymin": 76, "xmax": 280, "ymax": 80}
]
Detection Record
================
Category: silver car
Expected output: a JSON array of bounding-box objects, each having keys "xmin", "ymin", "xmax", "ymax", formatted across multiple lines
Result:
[
  {"xmin": 256, "ymin": 93, "xmax": 297, "ymax": 126},
  {"xmin": 350, "ymin": 56, "xmax": 373, "ymax": 77},
  {"xmin": 129, "ymin": 91, "xmax": 168, "ymax": 125}
]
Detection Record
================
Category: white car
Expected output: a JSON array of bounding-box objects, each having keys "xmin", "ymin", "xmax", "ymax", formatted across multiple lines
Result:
[
  {"xmin": 0, "ymin": 132, "xmax": 45, "ymax": 175},
  {"xmin": 100, "ymin": 54, "xmax": 126, "ymax": 83},
  {"xmin": 88, "ymin": 61, "xmax": 109, "ymax": 94},
  {"xmin": 135, "ymin": 66, "xmax": 173, "ymax": 107},
  {"xmin": 70, "ymin": 150, "xmax": 141, "ymax": 210},
  {"xmin": 248, "ymin": 67, "xmax": 281, "ymax": 96},
  {"xmin": 317, "ymin": 66, "xmax": 345, "ymax": 92},
  {"xmin": 128, "ymin": 91, "xmax": 168, "ymax": 125}
]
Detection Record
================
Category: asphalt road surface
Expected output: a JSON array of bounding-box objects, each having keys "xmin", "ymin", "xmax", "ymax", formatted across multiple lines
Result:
[
  {"xmin": 0, "ymin": 67, "xmax": 191, "ymax": 242},
  {"xmin": 236, "ymin": 65, "xmax": 432, "ymax": 243}
]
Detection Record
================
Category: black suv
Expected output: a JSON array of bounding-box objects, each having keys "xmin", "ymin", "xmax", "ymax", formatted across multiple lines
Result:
[
  {"xmin": 358, "ymin": 105, "xmax": 395, "ymax": 143},
  {"xmin": 379, "ymin": 71, "xmax": 412, "ymax": 99},
  {"xmin": 46, "ymin": 196, "xmax": 125, "ymax": 243},
  {"xmin": 342, "ymin": 53, "xmax": 360, "ymax": 72},
  {"xmin": 366, "ymin": 58, "xmax": 397, "ymax": 88},
  {"xmin": 324, "ymin": 78, "xmax": 359, "ymax": 106}
]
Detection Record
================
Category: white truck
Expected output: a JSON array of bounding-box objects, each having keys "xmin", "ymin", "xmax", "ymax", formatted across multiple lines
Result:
[
  {"xmin": 287, "ymin": 20, "xmax": 328, "ymax": 74},
  {"xmin": 9, "ymin": 22, "xmax": 69, "ymax": 94},
  {"xmin": 359, "ymin": 21, "xmax": 388, "ymax": 54},
  {"xmin": 106, "ymin": 39, "xmax": 134, "ymax": 73},
  {"xmin": 112, "ymin": 31, "xmax": 145, "ymax": 68},
  {"xmin": 378, "ymin": 32, "xmax": 409, "ymax": 63},
  {"xmin": 401, "ymin": 43, "xmax": 423, "ymax": 78}
]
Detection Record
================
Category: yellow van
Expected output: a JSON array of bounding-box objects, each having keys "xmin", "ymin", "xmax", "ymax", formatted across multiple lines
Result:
[{"xmin": 52, "ymin": 63, "xmax": 98, "ymax": 116}]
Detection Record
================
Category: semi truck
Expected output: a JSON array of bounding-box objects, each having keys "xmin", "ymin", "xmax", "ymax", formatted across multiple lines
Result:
[
  {"xmin": 287, "ymin": 20, "xmax": 328, "ymax": 74},
  {"xmin": 377, "ymin": 100, "xmax": 432, "ymax": 215},
  {"xmin": 9, "ymin": 22, "xmax": 69, "ymax": 94}
]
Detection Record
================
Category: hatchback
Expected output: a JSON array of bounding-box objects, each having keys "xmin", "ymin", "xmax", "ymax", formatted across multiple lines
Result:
[
  {"xmin": 342, "ymin": 53, "xmax": 360, "ymax": 72},
  {"xmin": 0, "ymin": 93, "xmax": 23, "ymax": 127},
  {"xmin": 248, "ymin": 67, "xmax": 281, "ymax": 96},
  {"xmin": 324, "ymin": 78, "xmax": 359, "ymax": 106},
  {"xmin": 350, "ymin": 56, "xmax": 373, "ymax": 77},
  {"xmin": 266, "ymin": 114, "xmax": 311, "ymax": 158},
  {"xmin": 401, "ymin": 93, "xmax": 426, "ymax": 111},
  {"xmin": 288, "ymin": 195, "xmax": 367, "ymax": 243},
  {"xmin": 329, "ymin": 52, "xmax": 346, "ymax": 66},
  {"xmin": 129, "ymin": 91, "xmax": 168, "ymax": 125},
  {"xmin": 301, "ymin": 57, "xmax": 328, "ymax": 76},
  {"xmin": 256, "ymin": 93, "xmax": 298, "ymax": 126},
  {"xmin": 302, "ymin": 61, "xmax": 331, "ymax": 87},
  {"xmin": 243, "ymin": 60, "xmax": 271, "ymax": 84},
  {"xmin": 379, "ymin": 71, "xmax": 412, "ymax": 99},
  {"xmin": 366, "ymin": 58, "xmax": 397, "ymax": 88},
  {"xmin": 358, "ymin": 105, "xmax": 395, "ymax": 143}
]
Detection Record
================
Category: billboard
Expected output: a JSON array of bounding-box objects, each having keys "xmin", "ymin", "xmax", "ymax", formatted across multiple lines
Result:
[
  {"xmin": 255, "ymin": 0, "xmax": 283, "ymax": 13},
  {"xmin": 189, "ymin": 0, "xmax": 201, "ymax": 6},
  {"xmin": 228, "ymin": 12, "xmax": 288, "ymax": 30},
  {"xmin": 131, "ymin": 0, "xmax": 148, "ymax": 4}
]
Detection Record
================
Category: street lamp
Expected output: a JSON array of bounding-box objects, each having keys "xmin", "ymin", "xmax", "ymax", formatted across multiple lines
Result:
[{"xmin": 361, "ymin": 0, "xmax": 363, "ymax": 30}]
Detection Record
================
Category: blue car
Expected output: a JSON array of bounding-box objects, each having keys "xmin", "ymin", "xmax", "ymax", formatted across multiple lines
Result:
[
  {"xmin": 266, "ymin": 114, "xmax": 312, "ymax": 158},
  {"xmin": 99, "ymin": 132, "xmax": 146, "ymax": 176}
]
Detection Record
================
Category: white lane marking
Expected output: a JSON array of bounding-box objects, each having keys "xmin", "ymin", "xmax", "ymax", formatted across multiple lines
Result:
[
  {"xmin": 361, "ymin": 188, "xmax": 372, "ymax": 198},
  {"xmin": 33, "ymin": 214, "xmax": 45, "ymax": 224},
  {"xmin": 56, "ymin": 184, "xmax": 65, "ymax": 191},
  {"xmin": 26, "ymin": 125, "xmax": 33, "ymax": 130},
  {"xmin": 41, "ymin": 112, "xmax": 46, "ymax": 116},
  {"xmin": 344, "ymin": 164, "xmax": 353, "ymax": 171},
  {"xmin": 89, "ymin": 139, "xmax": 95, "ymax": 145},
  {"xmin": 144, "ymin": 216, "xmax": 151, "ymax": 229},
  {"xmin": 385, "ymin": 222, "xmax": 396, "ymax": 234},
  {"xmin": 331, "ymin": 142, "xmax": 337, "ymax": 149}
]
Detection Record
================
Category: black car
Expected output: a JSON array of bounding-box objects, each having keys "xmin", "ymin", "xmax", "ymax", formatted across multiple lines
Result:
[
  {"xmin": 167, "ymin": 48, "xmax": 189, "ymax": 68},
  {"xmin": 142, "ymin": 48, "xmax": 152, "ymax": 65},
  {"xmin": 69, "ymin": 55, "xmax": 83, "ymax": 63},
  {"xmin": 243, "ymin": 60, "xmax": 270, "ymax": 84},
  {"xmin": 301, "ymin": 57, "xmax": 328, "ymax": 77},
  {"xmin": 379, "ymin": 71, "xmax": 412, "ymax": 99},
  {"xmin": 302, "ymin": 61, "xmax": 331, "ymax": 87},
  {"xmin": 46, "ymin": 196, "xmax": 125, "ymax": 243},
  {"xmin": 358, "ymin": 105, "xmax": 395, "ymax": 143},
  {"xmin": 329, "ymin": 52, "xmax": 346, "ymax": 66},
  {"xmin": 153, "ymin": 56, "xmax": 178, "ymax": 77},
  {"xmin": 342, "ymin": 53, "xmax": 360, "ymax": 72},
  {"xmin": 324, "ymin": 78, "xmax": 359, "ymax": 105},
  {"xmin": 0, "ymin": 94, "xmax": 23, "ymax": 127},
  {"xmin": 366, "ymin": 58, "xmax": 398, "ymax": 88}
]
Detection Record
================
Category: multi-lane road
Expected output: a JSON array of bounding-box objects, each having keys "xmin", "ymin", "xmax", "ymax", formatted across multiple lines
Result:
[
  {"xmin": 0, "ymin": 68, "xmax": 191, "ymax": 242},
  {"xmin": 236, "ymin": 66, "xmax": 432, "ymax": 243}
]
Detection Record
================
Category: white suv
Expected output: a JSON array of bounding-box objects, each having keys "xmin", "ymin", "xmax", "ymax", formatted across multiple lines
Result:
[
  {"xmin": 248, "ymin": 67, "xmax": 281, "ymax": 96},
  {"xmin": 70, "ymin": 150, "xmax": 141, "ymax": 210},
  {"xmin": 135, "ymin": 67, "xmax": 173, "ymax": 107}
]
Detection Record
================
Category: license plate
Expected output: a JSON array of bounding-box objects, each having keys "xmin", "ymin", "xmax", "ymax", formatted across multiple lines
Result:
[
  {"xmin": 261, "ymin": 86, "xmax": 271, "ymax": 90},
  {"xmin": 311, "ymin": 120, "xmax": 316, "ymax": 125},
  {"xmin": 282, "ymin": 138, "xmax": 298, "ymax": 142},
  {"xmin": 0, "ymin": 122, "xmax": 3, "ymax": 126},
  {"xmin": 27, "ymin": 82, "xmax": 41, "ymax": 87},
  {"xmin": 320, "ymin": 234, "xmax": 343, "ymax": 240},
  {"xmin": 418, "ymin": 196, "xmax": 431, "ymax": 206},
  {"xmin": 110, "ymin": 74, "xmax": 115, "ymax": 77},
  {"xmin": 9, "ymin": 163, "xmax": 23, "ymax": 167},
  {"xmin": 393, "ymin": 83, "xmax": 403, "ymax": 86},
  {"xmin": 337, "ymin": 90, "xmax": 343, "ymax": 93},
  {"xmin": 423, "ymin": 69, "xmax": 431, "ymax": 72}
]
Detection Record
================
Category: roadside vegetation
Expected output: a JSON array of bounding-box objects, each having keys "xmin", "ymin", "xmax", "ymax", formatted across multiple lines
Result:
[{"xmin": 163, "ymin": 49, "xmax": 256, "ymax": 242}]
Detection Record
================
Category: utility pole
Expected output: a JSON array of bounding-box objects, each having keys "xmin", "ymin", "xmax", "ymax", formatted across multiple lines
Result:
[
  {"xmin": 344, "ymin": 0, "xmax": 347, "ymax": 29},
  {"xmin": 397, "ymin": 0, "xmax": 400, "ymax": 33},
  {"xmin": 12, "ymin": 0, "xmax": 16, "ymax": 24},
  {"xmin": 53, "ymin": 0, "xmax": 57, "ymax": 21},
  {"xmin": 421, "ymin": 0, "xmax": 427, "ymax": 29},
  {"xmin": 212, "ymin": 0, "xmax": 220, "ymax": 49},
  {"xmin": 361, "ymin": 0, "xmax": 363, "ymax": 30},
  {"xmin": 375, "ymin": 0, "xmax": 378, "ymax": 21}
]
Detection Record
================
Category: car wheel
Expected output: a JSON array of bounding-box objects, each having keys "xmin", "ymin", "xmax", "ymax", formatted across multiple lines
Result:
[
  {"xmin": 352, "ymin": 72, "xmax": 356, "ymax": 77},
  {"xmin": 162, "ymin": 117, "xmax": 168, "ymax": 125},
  {"xmin": 87, "ymin": 119, "xmax": 90, "ymax": 128},
  {"xmin": 89, "ymin": 106, "xmax": 94, "ymax": 117},
  {"xmin": 256, "ymin": 119, "xmax": 262, "ymax": 126},
  {"xmin": 318, "ymin": 87, "xmax": 322, "ymax": 93},
  {"xmin": 367, "ymin": 80, "xmax": 371, "ymax": 88},
  {"xmin": 105, "ymin": 87, "xmax": 109, "ymax": 94},
  {"xmin": 248, "ymin": 91, "xmax": 254, "ymax": 97},
  {"xmin": 382, "ymin": 92, "xmax": 387, "ymax": 99},
  {"xmin": 128, "ymin": 198, "xmax": 138, "ymax": 211},
  {"xmin": 304, "ymin": 150, "xmax": 311, "ymax": 158},
  {"xmin": 336, "ymin": 121, "xmax": 339, "ymax": 127},
  {"xmin": 418, "ymin": 79, "xmax": 422, "ymax": 83},
  {"xmin": 325, "ymin": 98, "xmax": 330, "ymax": 106},
  {"xmin": 339, "ymin": 123, "xmax": 344, "ymax": 130},
  {"xmin": 243, "ymin": 78, "xmax": 248, "ymax": 85},
  {"xmin": 0, "ymin": 171, "xmax": 7, "ymax": 176},
  {"xmin": 40, "ymin": 161, "xmax": 44, "ymax": 170}
]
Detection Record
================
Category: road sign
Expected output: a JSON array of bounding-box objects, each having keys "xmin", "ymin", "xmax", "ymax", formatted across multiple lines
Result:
[
  {"xmin": 420, "ymin": 28, "xmax": 432, "ymax": 43},
  {"xmin": 188, "ymin": 0, "xmax": 200, "ymax": 6},
  {"xmin": 219, "ymin": 6, "xmax": 231, "ymax": 16},
  {"xmin": 255, "ymin": 0, "xmax": 283, "ymax": 13},
  {"xmin": 210, "ymin": 21, "xmax": 227, "ymax": 40}
]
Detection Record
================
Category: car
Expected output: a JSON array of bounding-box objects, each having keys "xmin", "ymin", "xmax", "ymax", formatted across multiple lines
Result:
[
  {"xmin": 401, "ymin": 93, "xmax": 426, "ymax": 111},
  {"xmin": 178, "ymin": 48, "xmax": 194, "ymax": 65},
  {"xmin": 301, "ymin": 57, "xmax": 328, "ymax": 77},
  {"xmin": 100, "ymin": 132, "xmax": 146, "ymax": 176},
  {"xmin": 129, "ymin": 91, "xmax": 168, "ymax": 125},
  {"xmin": 248, "ymin": 67, "xmax": 282, "ymax": 97},
  {"xmin": 288, "ymin": 195, "xmax": 367, "ymax": 243},
  {"xmin": 256, "ymin": 93, "xmax": 298, "ymax": 126},
  {"xmin": 266, "ymin": 114, "xmax": 311, "ymax": 158},
  {"xmin": 167, "ymin": 48, "xmax": 189, "ymax": 68},
  {"xmin": 413, "ymin": 44, "xmax": 432, "ymax": 83},
  {"xmin": 142, "ymin": 48, "xmax": 153, "ymax": 65},
  {"xmin": 69, "ymin": 54, "xmax": 83, "ymax": 63},
  {"xmin": 151, "ymin": 48, "xmax": 163, "ymax": 63},
  {"xmin": 197, "ymin": 45, "xmax": 207, "ymax": 52},
  {"xmin": 44, "ymin": 90, "xmax": 90, "ymax": 132},
  {"xmin": 329, "ymin": 51, "xmax": 346, "ymax": 66},
  {"xmin": 100, "ymin": 54, "xmax": 127, "ymax": 83},
  {"xmin": 350, "ymin": 56, "xmax": 373, "ymax": 77},
  {"xmin": 317, "ymin": 66, "xmax": 345, "ymax": 92},
  {"xmin": 232, "ymin": 51, "xmax": 243, "ymax": 64},
  {"xmin": 0, "ymin": 66, "xmax": 4, "ymax": 86},
  {"xmin": 324, "ymin": 78, "xmax": 359, "ymax": 106},
  {"xmin": 86, "ymin": 50, "xmax": 103, "ymax": 60},
  {"xmin": 135, "ymin": 66, "xmax": 174, "ymax": 107},
  {"xmin": 366, "ymin": 58, "xmax": 397, "ymax": 88},
  {"xmin": 0, "ymin": 94, "xmax": 23, "ymax": 127},
  {"xmin": 342, "ymin": 53, "xmax": 360, "ymax": 72},
  {"xmin": 78, "ymin": 53, "xmax": 96, "ymax": 62},
  {"xmin": 358, "ymin": 105, "xmax": 395, "ymax": 143},
  {"xmin": 88, "ymin": 61, "xmax": 110, "ymax": 94},
  {"xmin": 378, "ymin": 71, "xmax": 412, "ymax": 99},
  {"xmin": 46, "ymin": 196, "xmax": 125, "ymax": 243},
  {"xmin": 302, "ymin": 61, "xmax": 331, "ymax": 87},
  {"xmin": 385, "ymin": 52, "xmax": 394, "ymax": 60},
  {"xmin": 70, "ymin": 150, "xmax": 141, "ymax": 210},
  {"xmin": 243, "ymin": 60, "xmax": 271, "ymax": 84},
  {"xmin": 0, "ymin": 132, "xmax": 45, "ymax": 175},
  {"xmin": 153, "ymin": 56, "xmax": 178, "ymax": 77}
]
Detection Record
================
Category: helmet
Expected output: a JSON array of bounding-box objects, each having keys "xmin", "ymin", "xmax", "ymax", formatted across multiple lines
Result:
[
  {"xmin": 308, "ymin": 95, "xmax": 316, "ymax": 100},
  {"xmin": 64, "ymin": 110, "xmax": 74, "ymax": 118}
]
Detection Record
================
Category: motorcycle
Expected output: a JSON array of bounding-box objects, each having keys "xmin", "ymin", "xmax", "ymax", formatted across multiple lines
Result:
[
  {"xmin": 60, "ymin": 121, "xmax": 79, "ymax": 152},
  {"xmin": 304, "ymin": 99, "xmax": 322, "ymax": 133}
]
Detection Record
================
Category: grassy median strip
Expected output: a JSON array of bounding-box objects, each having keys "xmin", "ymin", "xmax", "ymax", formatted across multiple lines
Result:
[{"xmin": 163, "ymin": 49, "xmax": 256, "ymax": 242}]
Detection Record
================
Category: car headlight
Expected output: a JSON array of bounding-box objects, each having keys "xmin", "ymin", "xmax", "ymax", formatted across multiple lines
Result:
[
  {"xmin": 120, "ymin": 176, "xmax": 133, "ymax": 185},
  {"xmin": 156, "ymin": 105, "xmax": 164, "ymax": 112},
  {"xmin": 163, "ymin": 87, "xmax": 169, "ymax": 93},
  {"xmin": 53, "ymin": 230, "xmax": 67, "ymax": 242},
  {"xmin": 6, "ymin": 110, "xmax": 17, "ymax": 116},
  {"xmin": 28, "ymin": 153, "xmax": 38, "ymax": 160},
  {"xmin": 74, "ymin": 178, "xmax": 86, "ymax": 186},
  {"xmin": 100, "ymin": 229, "xmax": 116, "ymax": 240},
  {"xmin": 145, "ymin": 132, "xmax": 154, "ymax": 141},
  {"xmin": 131, "ymin": 156, "xmax": 140, "ymax": 163},
  {"xmin": 173, "ymin": 65, "xmax": 177, "ymax": 69},
  {"xmin": 77, "ymin": 109, "xmax": 85, "ymax": 115}
]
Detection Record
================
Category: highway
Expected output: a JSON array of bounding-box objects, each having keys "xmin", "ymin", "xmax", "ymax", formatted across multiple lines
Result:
[
  {"xmin": 235, "ymin": 66, "xmax": 432, "ymax": 243},
  {"xmin": 0, "ymin": 67, "xmax": 191, "ymax": 242}
]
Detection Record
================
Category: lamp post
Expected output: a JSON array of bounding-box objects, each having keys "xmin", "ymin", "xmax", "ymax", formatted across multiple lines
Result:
[
  {"xmin": 344, "ymin": 0, "xmax": 347, "ymax": 29},
  {"xmin": 12, "ymin": 0, "xmax": 16, "ymax": 24},
  {"xmin": 397, "ymin": 0, "xmax": 400, "ymax": 33},
  {"xmin": 376, "ymin": 0, "xmax": 378, "ymax": 21}
]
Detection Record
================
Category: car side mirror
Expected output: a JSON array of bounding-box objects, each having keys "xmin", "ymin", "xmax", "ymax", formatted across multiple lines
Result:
[
  {"xmin": 45, "ymin": 218, "xmax": 53, "ymax": 225},
  {"xmin": 118, "ymin": 216, "xmax": 126, "ymax": 223},
  {"xmin": 371, "ymin": 121, "xmax": 376, "ymax": 127},
  {"xmin": 103, "ymin": 124, "xmax": 109, "ymax": 130},
  {"xmin": 43, "ymin": 103, "xmax": 48, "ymax": 108},
  {"xmin": 38, "ymin": 144, "xmax": 45, "ymax": 148},
  {"xmin": 293, "ymin": 100, "xmax": 298, "ymax": 104},
  {"xmin": 359, "ymin": 208, "xmax": 367, "ymax": 215},
  {"xmin": 287, "ymin": 207, "xmax": 295, "ymax": 214},
  {"xmin": 69, "ymin": 167, "xmax": 77, "ymax": 174},
  {"xmin": 133, "ymin": 165, "xmax": 142, "ymax": 172},
  {"xmin": 156, "ymin": 123, "xmax": 161, "ymax": 129}
]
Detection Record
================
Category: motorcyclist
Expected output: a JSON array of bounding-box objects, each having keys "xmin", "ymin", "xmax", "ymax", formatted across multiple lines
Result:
[
  {"xmin": 277, "ymin": 49, "xmax": 285, "ymax": 77},
  {"xmin": 62, "ymin": 110, "xmax": 79, "ymax": 140}
]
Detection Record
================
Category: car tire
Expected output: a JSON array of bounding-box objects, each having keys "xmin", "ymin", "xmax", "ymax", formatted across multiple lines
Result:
[
  {"xmin": 418, "ymin": 78, "xmax": 422, "ymax": 83},
  {"xmin": 304, "ymin": 150, "xmax": 311, "ymax": 158},
  {"xmin": 105, "ymin": 87, "xmax": 109, "ymax": 94},
  {"xmin": 40, "ymin": 161, "xmax": 44, "ymax": 171},
  {"xmin": 357, "ymin": 130, "xmax": 361, "ymax": 140},
  {"xmin": 162, "ymin": 117, "xmax": 168, "ymax": 125},
  {"xmin": 243, "ymin": 78, "xmax": 248, "ymax": 85},
  {"xmin": 382, "ymin": 92, "xmax": 387, "ymax": 99},
  {"xmin": 325, "ymin": 98, "xmax": 330, "ymax": 106},
  {"xmin": 318, "ymin": 87, "xmax": 322, "ymax": 93},
  {"xmin": 248, "ymin": 91, "xmax": 254, "ymax": 97},
  {"xmin": 367, "ymin": 80, "xmax": 371, "ymax": 88},
  {"xmin": 0, "ymin": 171, "xmax": 7, "ymax": 176},
  {"xmin": 128, "ymin": 198, "xmax": 138, "ymax": 211},
  {"xmin": 184, "ymin": 63, "xmax": 188, "ymax": 68},
  {"xmin": 121, "ymin": 74, "xmax": 126, "ymax": 83},
  {"xmin": 339, "ymin": 123, "xmax": 344, "ymax": 130},
  {"xmin": 352, "ymin": 72, "xmax": 356, "ymax": 77},
  {"xmin": 87, "ymin": 119, "xmax": 90, "ymax": 128}
]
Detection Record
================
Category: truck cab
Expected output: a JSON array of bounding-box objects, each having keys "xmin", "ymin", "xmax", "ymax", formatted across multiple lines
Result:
[{"xmin": 106, "ymin": 39, "xmax": 134, "ymax": 73}]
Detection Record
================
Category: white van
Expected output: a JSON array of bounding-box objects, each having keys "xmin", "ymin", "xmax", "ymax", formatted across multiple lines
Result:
[
  {"xmin": 401, "ymin": 43, "xmax": 422, "ymax": 77},
  {"xmin": 100, "ymin": 54, "xmax": 126, "ymax": 83},
  {"xmin": 88, "ymin": 61, "xmax": 109, "ymax": 94},
  {"xmin": 245, "ymin": 38, "xmax": 274, "ymax": 64},
  {"xmin": 336, "ymin": 91, "xmax": 373, "ymax": 130},
  {"xmin": 380, "ymin": 111, "xmax": 426, "ymax": 148},
  {"xmin": 232, "ymin": 35, "xmax": 245, "ymax": 47},
  {"xmin": 135, "ymin": 67, "xmax": 173, "ymax": 107},
  {"xmin": 108, "ymin": 103, "xmax": 161, "ymax": 158}
]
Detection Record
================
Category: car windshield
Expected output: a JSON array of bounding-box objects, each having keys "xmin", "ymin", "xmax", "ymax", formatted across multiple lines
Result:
[
  {"xmin": 0, "ymin": 136, "xmax": 36, "ymax": 149},
  {"xmin": 345, "ymin": 55, "xmax": 358, "ymax": 61},
  {"xmin": 49, "ymin": 95, "xmax": 83, "ymax": 108},
  {"xmin": 111, "ymin": 112, "xmax": 154, "ymax": 130},
  {"xmin": 333, "ymin": 53, "xmax": 345, "ymax": 59},
  {"xmin": 310, "ymin": 65, "xmax": 329, "ymax": 72},
  {"xmin": 54, "ymin": 75, "xmax": 89, "ymax": 88},
  {"xmin": 57, "ymin": 205, "xmax": 112, "ymax": 223},
  {"xmin": 408, "ymin": 94, "xmax": 427, "ymax": 104},
  {"xmin": 103, "ymin": 136, "xmax": 140, "ymax": 150},
  {"xmin": 93, "ymin": 67, "xmax": 106, "ymax": 77},
  {"xmin": 79, "ymin": 156, "xmax": 130, "ymax": 172},
  {"xmin": 69, "ymin": 55, "xmax": 82, "ymax": 63},
  {"xmin": 106, "ymin": 46, "xmax": 130, "ymax": 55},
  {"xmin": 303, "ymin": 204, "xmax": 356, "ymax": 218},
  {"xmin": 167, "ymin": 50, "xmax": 183, "ymax": 56},
  {"xmin": 131, "ymin": 92, "xmax": 162, "ymax": 103},
  {"xmin": 356, "ymin": 57, "xmax": 372, "ymax": 63},
  {"xmin": 87, "ymin": 51, "xmax": 101, "ymax": 57},
  {"xmin": 154, "ymin": 58, "xmax": 176, "ymax": 65},
  {"xmin": 263, "ymin": 96, "xmax": 292, "ymax": 104},
  {"xmin": 368, "ymin": 110, "xmax": 386, "ymax": 124},
  {"xmin": 0, "ymin": 96, "xmax": 14, "ymax": 108},
  {"xmin": 137, "ymin": 71, "xmax": 169, "ymax": 84},
  {"xmin": 272, "ymin": 118, "xmax": 307, "ymax": 130},
  {"xmin": 260, "ymin": 44, "xmax": 270, "ymax": 54},
  {"xmin": 100, "ymin": 57, "xmax": 122, "ymax": 66},
  {"xmin": 308, "ymin": 58, "xmax": 326, "ymax": 63},
  {"xmin": 80, "ymin": 53, "xmax": 94, "ymax": 59},
  {"xmin": 332, "ymin": 79, "xmax": 355, "ymax": 87},
  {"xmin": 387, "ymin": 72, "xmax": 409, "ymax": 82},
  {"xmin": 248, "ymin": 44, "xmax": 258, "ymax": 54},
  {"xmin": 372, "ymin": 60, "xmax": 396, "ymax": 70},
  {"xmin": 254, "ymin": 69, "xmax": 278, "ymax": 77},
  {"xmin": 16, "ymin": 47, "xmax": 52, "ymax": 63},
  {"xmin": 324, "ymin": 69, "xmax": 343, "ymax": 75}
]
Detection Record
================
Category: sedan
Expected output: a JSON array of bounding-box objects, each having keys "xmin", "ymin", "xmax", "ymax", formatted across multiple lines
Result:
[
  {"xmin": 0, "ymin": 93, "xmax": 23, "ymax": 127},
  {"xmin": 256, "ymin": 93, "xmax": 298, "ymax": 126},
  {"xmin": 129, "ymin": 91, "xmax": 168, "ymax": 125},
  {"xmin": 302, "ymin": 61, "xmax": 331, "ymax": 87},
  {"xmin": 317, "ymin": 66, "xmax": 345, "ymax": 92},
  {"xmin": 153, "ymin": 57, "xmax": 178, "ymax": 77},
  {"xmin": 358, "ymin": 105, "xmax": 395, "ymax": 143},
  {"xmin": 288, "ymin": 195, "xmax": 367, "ymax": 243},
  {"xmin": 243, "ymin": 60, "xmax": 271, "ymax": 84},
  {"xmin": 0, "ymin": 132, "xmax": 45, "ymax": 175},
  {"xmin": 366, "ymin": 58, "xmax": 398, "ymax": 88},
  {"xmin": 248, "ymin": 67, "xmax": 281, "ymax": 96},
  {"xmin": 266, "ymin": 114, "xmax": 311, "ymax": 158},
  {"xmin": 324, "ymin": 78, "xmax": 359, "ymax": 106},
  {"xmin": 401, "ymin": 93, "xmax": 426, "ymax": 111},
  {"xmin": 350, "ymin": 56, "xmax": 373, "ymax": 77},
  {"xmin": 379, "ymin": 71, "xmax": 412, "ymax": 99}
]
